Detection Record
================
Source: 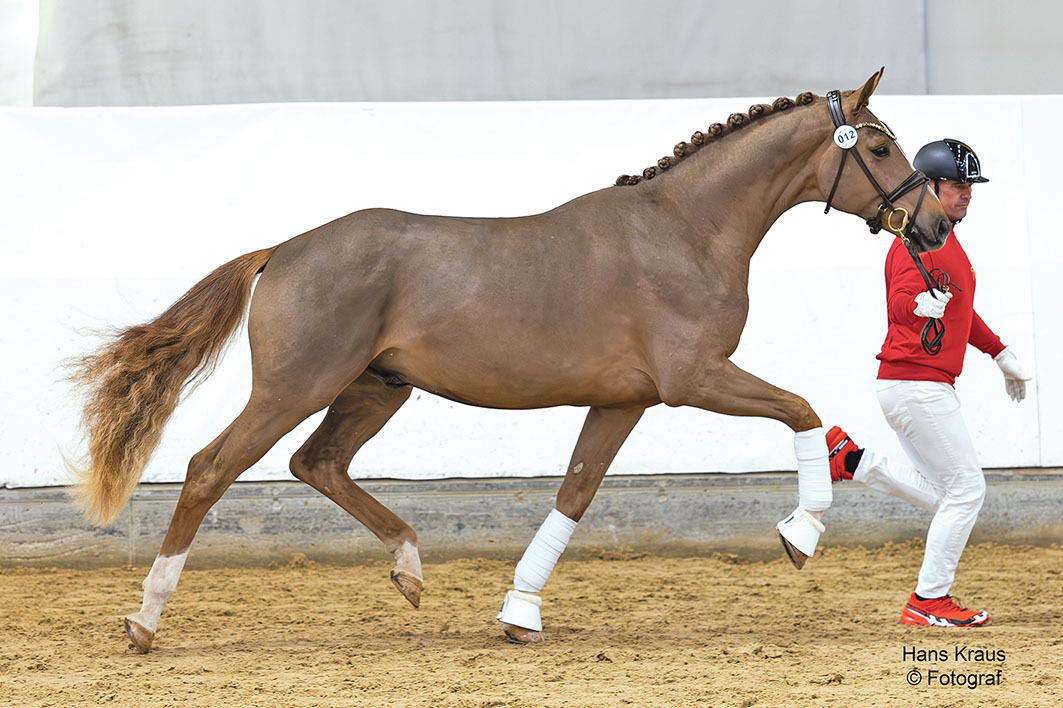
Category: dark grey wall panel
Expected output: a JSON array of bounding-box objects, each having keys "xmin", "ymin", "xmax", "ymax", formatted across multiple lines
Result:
[{"xmin": 2, "ymin": 472, "xmax": 1059, "ymax": 568}]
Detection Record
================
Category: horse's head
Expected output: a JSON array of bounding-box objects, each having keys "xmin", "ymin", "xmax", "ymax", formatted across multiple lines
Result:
[{"xmin": 815, "ymin": 69, "xmax": 951, "ymax": 253}]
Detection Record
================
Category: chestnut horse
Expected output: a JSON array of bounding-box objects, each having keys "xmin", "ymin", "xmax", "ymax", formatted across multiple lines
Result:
[{"xmin": 72, "ymin": 70, "xmax": 950, "ymax": 652}]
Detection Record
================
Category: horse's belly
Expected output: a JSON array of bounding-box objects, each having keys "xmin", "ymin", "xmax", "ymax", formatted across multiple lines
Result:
[{"xmin": 372, "ymin": 348, "xmax": 659, "ymax": 409}]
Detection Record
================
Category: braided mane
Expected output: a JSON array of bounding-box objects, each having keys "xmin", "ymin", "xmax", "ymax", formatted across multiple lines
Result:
[{"xmin": 614, "ymin": 91, "xmax": 819, "ymax": 187}]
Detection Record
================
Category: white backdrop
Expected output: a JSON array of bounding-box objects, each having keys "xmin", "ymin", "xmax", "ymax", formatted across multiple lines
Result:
[{"xmin": 1, "ymin": 94, "xmax": 1057, "ymax": 488}]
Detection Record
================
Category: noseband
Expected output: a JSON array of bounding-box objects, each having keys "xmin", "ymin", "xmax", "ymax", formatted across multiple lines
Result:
[{"xmin": 821, "ymin": 89, "xmax": 948, "ymax": 355}]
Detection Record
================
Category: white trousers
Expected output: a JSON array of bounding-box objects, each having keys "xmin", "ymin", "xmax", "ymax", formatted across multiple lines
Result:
[{"xmin": 854, "ymin": 380, "xmax": 986, "ymax": 599}]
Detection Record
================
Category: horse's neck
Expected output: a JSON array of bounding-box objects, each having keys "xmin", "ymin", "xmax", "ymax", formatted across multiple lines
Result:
[{"xmin": 660, "ymin": 106, "xmax": 827, "ymax": 262}]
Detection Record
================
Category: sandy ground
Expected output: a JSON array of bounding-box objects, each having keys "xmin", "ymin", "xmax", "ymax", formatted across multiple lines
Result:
[{"xmin": 0, "ymin": 542, "xmax": 1060, "ymax": 707}]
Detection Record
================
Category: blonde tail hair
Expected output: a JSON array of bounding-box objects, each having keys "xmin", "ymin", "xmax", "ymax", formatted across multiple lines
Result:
[{"xmin": 69, "ymin": 247, "xmax": 276, "ymax": 524}]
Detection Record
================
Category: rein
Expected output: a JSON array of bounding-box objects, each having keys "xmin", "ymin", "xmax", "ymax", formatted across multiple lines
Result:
[{"xmin": 822, "ymin": 90, "xmax": 946, "ymax": 356}]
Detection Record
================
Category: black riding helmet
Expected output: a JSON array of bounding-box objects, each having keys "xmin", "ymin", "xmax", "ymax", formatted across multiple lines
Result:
[{"xmin": 913, "ymin": 139, "xmax": 990, "ymax": 184}]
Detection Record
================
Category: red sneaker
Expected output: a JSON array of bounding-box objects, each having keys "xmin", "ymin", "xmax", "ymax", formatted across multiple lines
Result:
[
  {"xmin": 900, "ymin": 593, "xmax": 988, "ymax": 627},
  {"xmin": 826, "ymin": 426, "xmax": 857, "ymax": 481}
]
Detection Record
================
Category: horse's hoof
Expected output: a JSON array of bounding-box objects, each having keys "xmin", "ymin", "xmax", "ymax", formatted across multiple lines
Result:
[
  {"xmin": 390, "ymin": 569, "xmax": 423, "ymax": 608},
  {"xmin": 502, "ymin": 622, "xmax": 543, "ymax": 644},
  {"xmin": 777, "ymin": 507, "xmax": 823, "ymax": 570},
  {"xmin": 124, "ymin": 616, "xmax": 154, "ymax": 654},
  {"xmin": 778, "ymin": 531, "xmax": 809, "ymax": 570}
]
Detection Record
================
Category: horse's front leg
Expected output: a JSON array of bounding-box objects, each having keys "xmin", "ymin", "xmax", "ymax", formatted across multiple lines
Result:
[
  {"xmin": 498, "ymin": 405, "xmax": 645, "ymax": 644},
  {"xmin": 656, "ymin": 358, "xmax": 831, "ymax": 569}
]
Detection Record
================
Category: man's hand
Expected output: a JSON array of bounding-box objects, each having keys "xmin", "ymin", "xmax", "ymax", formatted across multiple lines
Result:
[
  {"xmin": 994, "ymin": 348, "xmax": 1032, "ymax": 402},
  {"xmin": 913, "ymin": 289, "xmax": 953, "ymax": 319}
]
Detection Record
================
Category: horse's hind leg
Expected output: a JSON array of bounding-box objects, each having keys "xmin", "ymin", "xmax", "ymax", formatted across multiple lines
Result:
[
  {"xmin": 498, "ymin": 405, "xmax": 645, "ymax": 644},
  {"xmin": 124, "ymin": 390, "xmax": 336, "ymax": 653},
  {"xmin": 288, "ymin": 373, "xmax": 423, "ymax": 607}
]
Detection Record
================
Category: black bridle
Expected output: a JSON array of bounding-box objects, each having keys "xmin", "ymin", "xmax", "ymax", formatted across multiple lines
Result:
[{"xmin": 822, "ymin": 90, "xmax": 948, "ymax": 355}]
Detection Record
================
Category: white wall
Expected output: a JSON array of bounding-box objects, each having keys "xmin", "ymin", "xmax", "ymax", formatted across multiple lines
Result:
[{"xmin": 1, "ymin": 94, "xmax": 1058, "ymax": 488}]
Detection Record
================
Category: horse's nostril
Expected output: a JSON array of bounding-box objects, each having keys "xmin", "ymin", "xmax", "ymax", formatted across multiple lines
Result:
[{"xmin": 938, "ymin": 219, "xmax": 951, "ymax": 240}]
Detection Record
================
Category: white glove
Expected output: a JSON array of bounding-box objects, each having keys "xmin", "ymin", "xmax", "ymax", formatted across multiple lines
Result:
[
  {"xmin": 994, "ymin": 348, "xmax": 1031, "ymax": 402},
  {"xmin": 913, "ymin": 289, "xmax": 953, "ymax": 319}
]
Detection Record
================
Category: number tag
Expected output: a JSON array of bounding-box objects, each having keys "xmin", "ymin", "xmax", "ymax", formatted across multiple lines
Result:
[{"xmin": 833, "ymin": 125, "xmax": 858, "ymax": 150}]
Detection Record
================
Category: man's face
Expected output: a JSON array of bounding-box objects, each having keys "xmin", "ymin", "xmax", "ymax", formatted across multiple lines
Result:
[{"xmin": 936, "ymin": 180, "xmax": 973, "ymax": 223}]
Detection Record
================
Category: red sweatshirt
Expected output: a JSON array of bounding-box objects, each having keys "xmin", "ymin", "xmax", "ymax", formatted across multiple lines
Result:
[{"xmin": 876, "ymin": 229, "xmax": 1004, "ymax": 385}]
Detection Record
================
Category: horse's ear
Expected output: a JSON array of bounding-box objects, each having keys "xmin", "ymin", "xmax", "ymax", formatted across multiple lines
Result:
[{"xmin": 851, "ymin": 67, "xmax": 885, "ymax": 111}]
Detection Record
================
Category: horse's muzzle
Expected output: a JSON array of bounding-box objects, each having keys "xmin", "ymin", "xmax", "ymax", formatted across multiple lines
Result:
[{"xmin": 908, "ymin": 215, "xmax": 951, "ymax": 253}]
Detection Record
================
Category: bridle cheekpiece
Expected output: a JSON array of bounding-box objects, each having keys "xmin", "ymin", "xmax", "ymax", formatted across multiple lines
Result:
[{"xmin": 822, "ymin": 90, "xmax": 930, "ymax": 246}]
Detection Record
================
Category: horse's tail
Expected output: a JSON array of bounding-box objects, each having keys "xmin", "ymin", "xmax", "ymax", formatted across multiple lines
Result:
[{"xmin": 70, "ymin": 246, "xmax": 278, "ymax": 525}]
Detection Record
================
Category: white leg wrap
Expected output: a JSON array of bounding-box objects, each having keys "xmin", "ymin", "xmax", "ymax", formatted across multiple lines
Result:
[
  {"xmin": 795, "ymin": 427, "xmax": 832, "ymax": 511},
  {"xmin": 512, "ymin": 508, "xmax": 577, "ymax": 593},
  {"xmin": 497, "ymin": 508, "xmax": 577, "ymax": 630},
  {"xmin": 496, "ymin": 590, "xmax": 543, "ymax": 631},
  {"xmin": 126, "ymin": 550, "xmax": 189, "ymax": 633},
  {"xmin": 777, "ymin": 507, "xmax": 826, "ymax": 557}
]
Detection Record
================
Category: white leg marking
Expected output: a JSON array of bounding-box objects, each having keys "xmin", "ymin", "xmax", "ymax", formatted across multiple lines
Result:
[
  {"xmin": 393, "ymin": 540, "xmax": 422, "ymax": 580},
  {"xmin": 126, "ymin": 550, "xmax": 189, "ymax": 632}
]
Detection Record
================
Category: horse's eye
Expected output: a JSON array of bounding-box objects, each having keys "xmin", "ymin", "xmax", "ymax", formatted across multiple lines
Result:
[{"xmin": 871, "ymin": 145, "xmax": 890, "ymax": 158}]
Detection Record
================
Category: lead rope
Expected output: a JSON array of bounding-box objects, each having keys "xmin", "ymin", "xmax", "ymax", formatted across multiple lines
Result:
[
  {"xmin": 900, "ymin": 185, "xmax": 954, "ymax": 356},
  {"xmin": 904, "ymin": 244, "xmax": 961, "ymax": 356}
]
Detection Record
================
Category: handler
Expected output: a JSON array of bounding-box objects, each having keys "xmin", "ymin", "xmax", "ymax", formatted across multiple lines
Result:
[{"xmin": 827, "ymin": 139, "xmax": 1031, "ymax": 627}]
